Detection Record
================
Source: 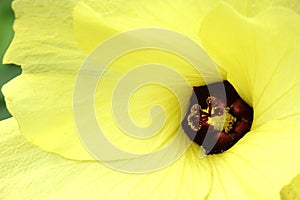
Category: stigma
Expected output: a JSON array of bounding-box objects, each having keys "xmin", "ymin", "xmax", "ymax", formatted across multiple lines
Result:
[{"xmin": 182, "ymin": 81, "xmax": 253, "ymax": 154}]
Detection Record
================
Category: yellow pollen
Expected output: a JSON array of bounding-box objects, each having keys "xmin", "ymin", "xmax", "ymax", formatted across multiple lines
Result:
[{"xmin": 208, "ymin": 107, "xmax": 237, "ymax": 133}]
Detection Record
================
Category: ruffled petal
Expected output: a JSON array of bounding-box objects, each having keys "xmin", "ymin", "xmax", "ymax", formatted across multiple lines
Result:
[
  {"xmin": 0, "ymin": 118, "xmax": 212, "ymax": 199},
  {"xmin": 3, "ymin": 0, "xmax": 85, "ymax": 72},
  {"xmin": 2, "ymin": 0, "xmax": 91, "ymax": 160},
  {"xmin": 199, "ymin": 3, "xmax": 300, "ymax": 129},
  {"xmin": 2, "ymin": 0, "xmax": 224, "ymax": 160}
]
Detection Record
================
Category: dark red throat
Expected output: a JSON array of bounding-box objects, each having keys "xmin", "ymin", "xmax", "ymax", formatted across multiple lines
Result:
[{"xmin": 182, "ymin": 81, "xmax": 253, "ymax": 154}]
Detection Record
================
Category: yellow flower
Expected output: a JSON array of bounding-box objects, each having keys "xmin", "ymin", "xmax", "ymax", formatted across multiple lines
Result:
[{"xmin": 1, "ymin": 0, "xmax": 300, "ymax": 199}]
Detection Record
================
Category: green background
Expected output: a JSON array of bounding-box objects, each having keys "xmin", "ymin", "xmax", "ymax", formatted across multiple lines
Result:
[{"xmin": 0, "ymin": 0, "xmax": 22, "ymax": 120}]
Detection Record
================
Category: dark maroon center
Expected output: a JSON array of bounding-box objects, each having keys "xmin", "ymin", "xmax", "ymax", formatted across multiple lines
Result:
[{"xmin": 182, "ymin": 81, "xmax": 253, "ymax": 154}]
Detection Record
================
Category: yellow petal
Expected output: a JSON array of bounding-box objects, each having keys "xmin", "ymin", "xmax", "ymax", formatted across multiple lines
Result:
[
  {"xmin": 0, "ymin": 118, "xmax": 212, "ymax": 199},
  {"xmin": 73, "ymin": 0, "xmax": 218, "ymax": 52},
  {"xmin": 199, "ymin": 3, "xmax": 300, "ymax": 129},
  {"xmin": 3, "ymin": 74, "xmax": 95, "ymax": 160},
  {"xmin": 222, "ymin": 0, "xmax": 300, "ymax": 16},
  {"xmin": 2, "ymin": 0, "xmax": 92, "ymax": 160},
  {"xmin": 3, "ymin": 0, "xmax": 224, "ymax": 160},
  {"xmin": 73, "ymin": 2, "xmax": 119, "ymax": 52},
  {"xmin": 199, "ymin": 3, "xmax": 257, "ymax": 104},
  {"xmin": 207, "ymin": 120, "xmax": 300, "ymax": 199},
  {"xmin": 251, "ymin": 8, "xmax": 300, "ymax": 128},
  {"xmin": 4, "ymin": 0, "xmax": 85, "ymax": 72},
  {"xmin": 2, "ymin": 119, "xmax": 300, "ymax": 198}
]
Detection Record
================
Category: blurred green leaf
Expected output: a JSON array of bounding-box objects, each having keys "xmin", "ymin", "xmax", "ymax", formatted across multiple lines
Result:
[{"xmin": 0, "ymin": 0, "xmax": 22, "ymax": 120}]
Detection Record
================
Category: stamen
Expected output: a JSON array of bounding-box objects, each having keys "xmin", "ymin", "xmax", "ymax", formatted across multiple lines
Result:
[
  {"xmin": 208, "ymin": 107, "xmax": 237, "ymax": 133},
  {"xmin": 182, "ymin": 81, "xmax": 253, "ymax": 155}
]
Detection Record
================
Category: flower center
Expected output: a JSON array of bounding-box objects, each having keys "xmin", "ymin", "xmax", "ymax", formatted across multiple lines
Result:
[{"xmin": 182, "ymin": 81, "xmax": 253, "ymax": 154}]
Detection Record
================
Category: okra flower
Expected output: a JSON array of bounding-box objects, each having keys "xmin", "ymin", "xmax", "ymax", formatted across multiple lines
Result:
[{"xmin": 1, "ymin": 0, "xmax": 300, "ymax": 199}]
